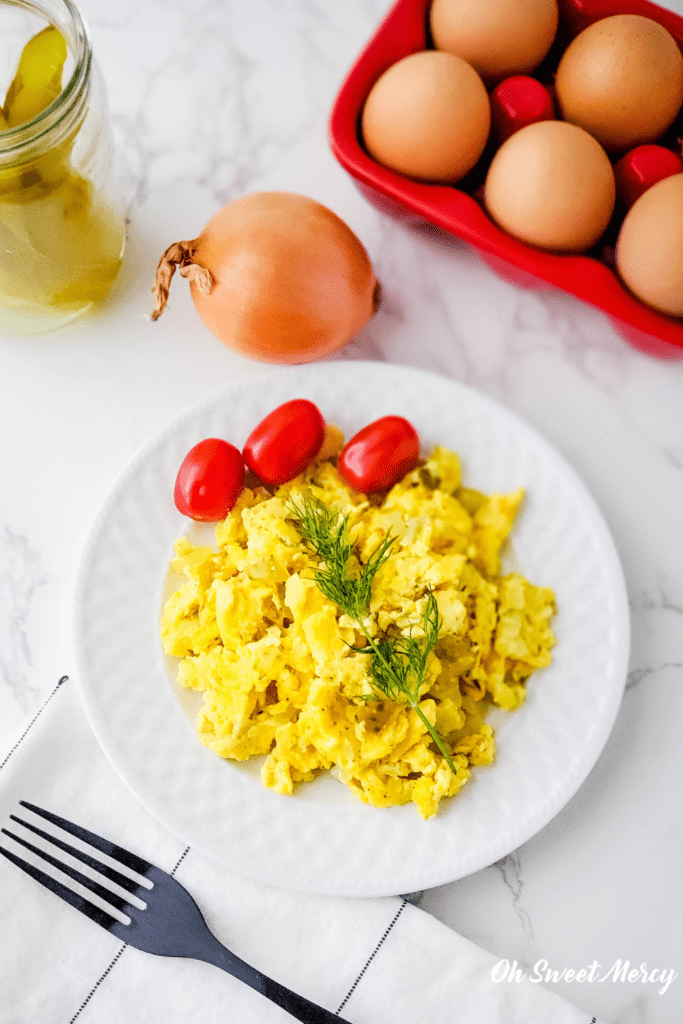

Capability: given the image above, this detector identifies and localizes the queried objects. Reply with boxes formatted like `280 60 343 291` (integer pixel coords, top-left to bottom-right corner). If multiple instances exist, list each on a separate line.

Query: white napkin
0 675 601 1024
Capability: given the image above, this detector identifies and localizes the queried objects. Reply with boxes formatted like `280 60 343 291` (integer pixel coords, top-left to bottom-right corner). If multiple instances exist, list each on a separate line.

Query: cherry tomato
243 399 325 486
613 144 683 210
490 76 555 145
174 438 245 521
338 416 420 492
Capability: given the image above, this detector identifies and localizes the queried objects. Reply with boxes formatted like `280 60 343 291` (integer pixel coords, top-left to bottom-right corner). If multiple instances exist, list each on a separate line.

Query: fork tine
8 815 145 895
0 842 120 931
1 828 132 914
19 801 152 876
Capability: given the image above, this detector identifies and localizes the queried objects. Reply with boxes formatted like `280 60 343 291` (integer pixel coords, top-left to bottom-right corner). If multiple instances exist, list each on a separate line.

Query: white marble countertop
1 1 682 1021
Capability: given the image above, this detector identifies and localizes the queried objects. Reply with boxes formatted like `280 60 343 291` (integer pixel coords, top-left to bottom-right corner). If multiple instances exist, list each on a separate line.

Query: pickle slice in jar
3 25 67 128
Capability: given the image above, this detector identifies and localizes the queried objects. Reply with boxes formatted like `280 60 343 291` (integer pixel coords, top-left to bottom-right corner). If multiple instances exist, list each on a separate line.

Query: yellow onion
152 191 380 364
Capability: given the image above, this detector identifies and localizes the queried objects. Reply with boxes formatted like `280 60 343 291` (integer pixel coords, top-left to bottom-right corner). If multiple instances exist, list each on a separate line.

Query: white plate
73 361 630 897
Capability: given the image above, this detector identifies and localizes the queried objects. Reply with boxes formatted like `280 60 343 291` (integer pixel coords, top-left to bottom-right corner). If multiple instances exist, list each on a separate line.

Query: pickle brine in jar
0 0 125 334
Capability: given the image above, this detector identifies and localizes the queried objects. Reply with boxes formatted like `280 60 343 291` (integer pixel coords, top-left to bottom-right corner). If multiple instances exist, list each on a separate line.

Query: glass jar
0 0 125 335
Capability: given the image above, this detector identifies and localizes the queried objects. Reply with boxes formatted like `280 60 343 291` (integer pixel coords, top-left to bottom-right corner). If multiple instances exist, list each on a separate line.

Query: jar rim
0 0 91 160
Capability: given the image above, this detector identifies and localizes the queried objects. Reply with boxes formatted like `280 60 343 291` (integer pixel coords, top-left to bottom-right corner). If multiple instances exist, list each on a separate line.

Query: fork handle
198 933 352 1023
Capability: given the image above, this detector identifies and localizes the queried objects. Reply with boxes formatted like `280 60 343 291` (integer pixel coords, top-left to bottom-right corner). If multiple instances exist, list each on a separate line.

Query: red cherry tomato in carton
613 144 683 210
243 399 325 486
490 76 555 145
174 438 245 521
339 416 420 492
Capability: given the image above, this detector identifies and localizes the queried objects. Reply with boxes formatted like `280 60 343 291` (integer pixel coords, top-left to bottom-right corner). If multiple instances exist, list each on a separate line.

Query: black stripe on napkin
0 675 68 774
336 898 408 1014
68 945 128 1024
0 674 129 1023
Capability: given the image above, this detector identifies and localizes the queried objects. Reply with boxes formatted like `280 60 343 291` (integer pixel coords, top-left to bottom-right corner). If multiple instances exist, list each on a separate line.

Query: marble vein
0 527 48 713
495 850 536 949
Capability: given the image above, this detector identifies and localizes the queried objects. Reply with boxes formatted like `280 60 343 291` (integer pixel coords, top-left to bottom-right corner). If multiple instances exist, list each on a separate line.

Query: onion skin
152 191 380 364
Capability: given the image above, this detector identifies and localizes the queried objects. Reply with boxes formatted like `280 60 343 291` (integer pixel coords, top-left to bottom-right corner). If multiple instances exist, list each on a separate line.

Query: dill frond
287 496 393 622
287 496 457 774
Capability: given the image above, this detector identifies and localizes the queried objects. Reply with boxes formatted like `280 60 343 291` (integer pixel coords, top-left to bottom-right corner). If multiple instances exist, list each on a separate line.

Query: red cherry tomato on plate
613 144 683 210
338 416 420 492
174 438 245 521
490 76 555 145
243 399 325 486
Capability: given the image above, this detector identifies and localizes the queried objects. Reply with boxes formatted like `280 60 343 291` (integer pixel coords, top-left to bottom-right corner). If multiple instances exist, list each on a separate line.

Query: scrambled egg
161 434 556 819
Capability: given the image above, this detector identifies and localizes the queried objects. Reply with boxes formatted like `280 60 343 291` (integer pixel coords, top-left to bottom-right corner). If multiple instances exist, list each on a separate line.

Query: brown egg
360 50 490 183
429 0 559 83
555 15 683 152
484 120 615 251
616 173 683 317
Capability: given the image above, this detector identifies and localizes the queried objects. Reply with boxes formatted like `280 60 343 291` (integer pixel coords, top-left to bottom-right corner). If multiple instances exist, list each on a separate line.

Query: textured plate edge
71 361 631 897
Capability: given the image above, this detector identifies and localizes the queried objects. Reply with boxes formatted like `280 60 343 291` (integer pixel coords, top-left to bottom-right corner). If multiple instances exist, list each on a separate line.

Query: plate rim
72 360 631 897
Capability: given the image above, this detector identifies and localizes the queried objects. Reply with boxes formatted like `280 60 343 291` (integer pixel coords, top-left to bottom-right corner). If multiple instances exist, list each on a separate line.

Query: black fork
0 801 351 1023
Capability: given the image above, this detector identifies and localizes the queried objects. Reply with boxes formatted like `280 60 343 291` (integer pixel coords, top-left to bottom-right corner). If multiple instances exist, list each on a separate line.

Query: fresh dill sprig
287 496 457 774
363 591 441 703
360 592 456 772
286 497 394 623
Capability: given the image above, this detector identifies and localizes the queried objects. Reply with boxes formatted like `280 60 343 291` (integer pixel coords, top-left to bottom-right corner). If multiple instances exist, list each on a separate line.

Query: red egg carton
329 0 683 358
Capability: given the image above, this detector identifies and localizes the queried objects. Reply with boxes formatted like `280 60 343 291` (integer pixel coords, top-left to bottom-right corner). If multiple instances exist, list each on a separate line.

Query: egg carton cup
329 0 683 359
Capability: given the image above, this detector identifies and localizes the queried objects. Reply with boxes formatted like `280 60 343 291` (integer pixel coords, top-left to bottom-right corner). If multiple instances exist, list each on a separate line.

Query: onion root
152 242 212 320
